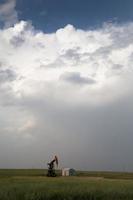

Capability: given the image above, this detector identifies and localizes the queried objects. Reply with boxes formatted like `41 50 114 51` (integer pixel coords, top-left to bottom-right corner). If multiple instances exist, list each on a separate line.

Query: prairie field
0 169 133 200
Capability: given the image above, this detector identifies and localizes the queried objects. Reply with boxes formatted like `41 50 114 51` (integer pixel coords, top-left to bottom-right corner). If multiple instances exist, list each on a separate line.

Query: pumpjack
47 155 58 177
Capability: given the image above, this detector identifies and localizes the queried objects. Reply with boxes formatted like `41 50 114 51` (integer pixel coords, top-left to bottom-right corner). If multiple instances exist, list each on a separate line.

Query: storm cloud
0 21 133 170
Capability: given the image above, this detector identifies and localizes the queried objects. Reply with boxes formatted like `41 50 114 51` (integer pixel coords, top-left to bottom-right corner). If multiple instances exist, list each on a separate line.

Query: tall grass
0 170 133 199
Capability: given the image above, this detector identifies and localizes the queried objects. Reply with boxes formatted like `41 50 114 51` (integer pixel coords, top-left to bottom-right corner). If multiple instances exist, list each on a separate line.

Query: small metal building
62 168 76 176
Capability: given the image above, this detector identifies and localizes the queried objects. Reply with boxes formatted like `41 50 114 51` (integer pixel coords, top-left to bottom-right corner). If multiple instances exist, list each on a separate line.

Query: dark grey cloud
60 72 96 85
61 48 81 61
0 67 18 106
0 68 17 83
10 35 25 47
112 64 124 70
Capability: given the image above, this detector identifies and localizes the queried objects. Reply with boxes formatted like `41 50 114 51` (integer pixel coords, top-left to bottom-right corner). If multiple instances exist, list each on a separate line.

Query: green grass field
0 169 133 200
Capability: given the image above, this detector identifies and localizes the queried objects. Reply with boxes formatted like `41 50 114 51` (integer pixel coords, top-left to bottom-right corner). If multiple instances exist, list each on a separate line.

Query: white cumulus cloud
0 21 133 104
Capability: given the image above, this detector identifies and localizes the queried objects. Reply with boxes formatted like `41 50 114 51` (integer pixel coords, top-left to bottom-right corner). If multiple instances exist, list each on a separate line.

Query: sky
0 0 133 171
